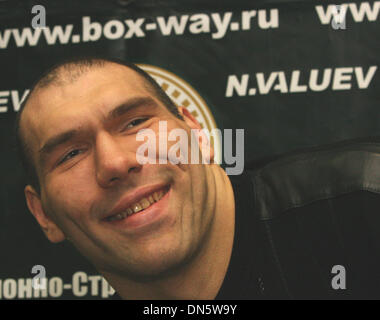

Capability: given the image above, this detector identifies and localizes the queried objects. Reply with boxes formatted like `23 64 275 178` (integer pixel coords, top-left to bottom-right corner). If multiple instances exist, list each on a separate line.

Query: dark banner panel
0 0 379 299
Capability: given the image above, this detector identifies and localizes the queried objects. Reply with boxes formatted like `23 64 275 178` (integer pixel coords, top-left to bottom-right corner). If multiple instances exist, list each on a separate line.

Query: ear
24 185 66 243
178 106 214 163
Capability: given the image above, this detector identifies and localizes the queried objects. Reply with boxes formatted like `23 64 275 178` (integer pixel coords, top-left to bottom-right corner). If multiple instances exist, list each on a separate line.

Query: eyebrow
38 96 157 163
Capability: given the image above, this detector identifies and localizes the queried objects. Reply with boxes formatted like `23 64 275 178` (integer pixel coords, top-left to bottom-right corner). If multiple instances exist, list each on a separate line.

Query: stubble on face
22 62 218 282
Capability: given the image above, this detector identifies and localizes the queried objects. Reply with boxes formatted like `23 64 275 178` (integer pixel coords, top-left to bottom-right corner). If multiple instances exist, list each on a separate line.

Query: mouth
104 185 170 222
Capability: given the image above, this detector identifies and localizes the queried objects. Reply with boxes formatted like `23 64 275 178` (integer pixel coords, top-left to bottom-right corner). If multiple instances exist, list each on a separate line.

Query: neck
102 165 235 299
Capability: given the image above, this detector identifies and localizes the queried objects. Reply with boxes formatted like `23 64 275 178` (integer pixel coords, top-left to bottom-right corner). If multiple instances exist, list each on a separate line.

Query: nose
95 131 141 188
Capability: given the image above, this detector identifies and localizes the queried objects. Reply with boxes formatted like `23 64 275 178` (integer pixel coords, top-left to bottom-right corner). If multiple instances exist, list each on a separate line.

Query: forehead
27 63 149 118
21 63 157 155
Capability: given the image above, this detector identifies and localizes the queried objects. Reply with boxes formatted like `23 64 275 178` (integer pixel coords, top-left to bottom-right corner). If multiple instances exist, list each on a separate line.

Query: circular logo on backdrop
138 64 221 164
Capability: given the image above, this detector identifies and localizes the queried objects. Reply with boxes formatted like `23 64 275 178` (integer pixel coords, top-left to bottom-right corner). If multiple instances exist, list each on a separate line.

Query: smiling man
16 57 380 300
16 58 236 299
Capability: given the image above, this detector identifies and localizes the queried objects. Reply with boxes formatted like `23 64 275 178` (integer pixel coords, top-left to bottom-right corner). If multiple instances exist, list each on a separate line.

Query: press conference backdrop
0 0 379 299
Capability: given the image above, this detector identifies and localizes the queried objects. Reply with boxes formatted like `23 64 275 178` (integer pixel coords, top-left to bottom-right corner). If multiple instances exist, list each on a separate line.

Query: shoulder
241 137 380 298
244 137 380 220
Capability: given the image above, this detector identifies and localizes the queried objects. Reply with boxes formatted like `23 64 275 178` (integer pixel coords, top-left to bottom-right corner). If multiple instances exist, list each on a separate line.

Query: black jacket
246 137 380 299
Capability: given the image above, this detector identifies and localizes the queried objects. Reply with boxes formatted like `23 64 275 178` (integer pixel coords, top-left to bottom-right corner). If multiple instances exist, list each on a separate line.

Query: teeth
140 198 150 209
108 212 124 222
133 203 142 213
153 192 160 202
107 187 168 221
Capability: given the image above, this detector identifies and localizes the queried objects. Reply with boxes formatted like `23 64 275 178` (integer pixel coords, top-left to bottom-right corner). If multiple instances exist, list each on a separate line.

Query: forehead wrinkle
19 62 158 165
19 85 81 179
19 94 45 155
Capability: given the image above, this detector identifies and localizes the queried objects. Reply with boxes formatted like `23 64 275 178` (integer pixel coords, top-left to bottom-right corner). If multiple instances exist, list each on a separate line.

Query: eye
122 117 149 131
58 149 82 165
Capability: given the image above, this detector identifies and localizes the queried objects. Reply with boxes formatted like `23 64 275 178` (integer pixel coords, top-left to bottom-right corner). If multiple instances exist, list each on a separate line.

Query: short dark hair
15 56 184 195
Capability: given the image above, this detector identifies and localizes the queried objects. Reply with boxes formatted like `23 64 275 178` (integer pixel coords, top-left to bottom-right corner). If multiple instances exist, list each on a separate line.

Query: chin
115 242 197 282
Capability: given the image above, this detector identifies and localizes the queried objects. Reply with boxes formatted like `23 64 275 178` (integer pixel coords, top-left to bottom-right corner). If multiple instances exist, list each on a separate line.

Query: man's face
22 63 214 279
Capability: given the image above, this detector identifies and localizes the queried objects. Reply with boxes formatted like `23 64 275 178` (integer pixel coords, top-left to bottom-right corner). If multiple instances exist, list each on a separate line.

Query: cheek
44 167 97 221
